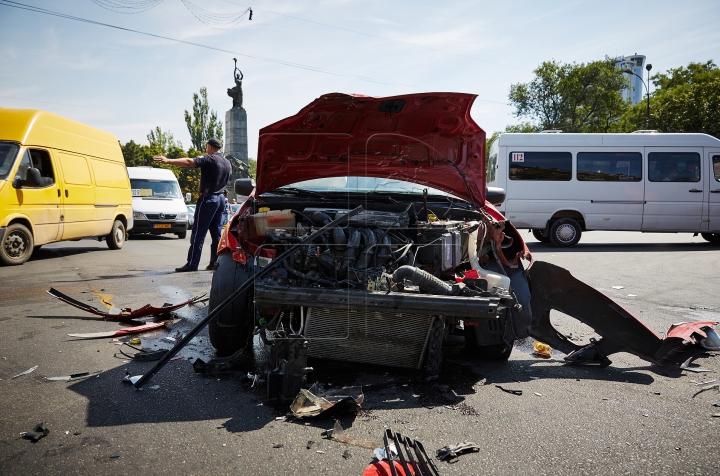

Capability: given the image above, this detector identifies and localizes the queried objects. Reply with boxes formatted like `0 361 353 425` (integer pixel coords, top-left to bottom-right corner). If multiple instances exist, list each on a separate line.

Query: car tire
0 223 34 266
176 231 187 239
474 343 513 361
549 218 582 247
701 233 720 244
208 252 256 356
532 228 551 243
106 220 125 250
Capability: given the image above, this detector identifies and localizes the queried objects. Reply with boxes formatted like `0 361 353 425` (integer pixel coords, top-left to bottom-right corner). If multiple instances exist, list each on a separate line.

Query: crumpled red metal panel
666 321 718 342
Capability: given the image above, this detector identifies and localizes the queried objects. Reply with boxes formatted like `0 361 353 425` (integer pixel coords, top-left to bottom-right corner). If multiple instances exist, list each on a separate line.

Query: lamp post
623 65 652 129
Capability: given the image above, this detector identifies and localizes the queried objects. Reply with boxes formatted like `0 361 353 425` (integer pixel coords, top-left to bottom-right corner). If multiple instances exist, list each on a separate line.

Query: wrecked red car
208 93 718 402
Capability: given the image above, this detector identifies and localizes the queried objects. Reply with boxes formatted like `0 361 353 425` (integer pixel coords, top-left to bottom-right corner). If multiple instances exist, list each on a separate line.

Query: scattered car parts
67 321 167 339
290 384 363 419
12 365 38 379
436 441 481 463
45 371 103 381
22 423 49 442
47 287 204 319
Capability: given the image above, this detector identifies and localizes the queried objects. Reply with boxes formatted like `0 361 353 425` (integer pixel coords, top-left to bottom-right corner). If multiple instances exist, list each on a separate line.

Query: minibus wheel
549 218 582 247
701 233 720 244
107 220 125 250
176 231 187 239
532 228 551 243
0 223 34 265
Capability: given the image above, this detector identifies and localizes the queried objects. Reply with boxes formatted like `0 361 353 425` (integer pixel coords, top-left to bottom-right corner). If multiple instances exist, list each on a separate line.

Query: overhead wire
92 0 252 29
90 0 163 14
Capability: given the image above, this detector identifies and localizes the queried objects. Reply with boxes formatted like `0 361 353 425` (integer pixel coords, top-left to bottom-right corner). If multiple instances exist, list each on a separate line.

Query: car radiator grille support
304 308 436 369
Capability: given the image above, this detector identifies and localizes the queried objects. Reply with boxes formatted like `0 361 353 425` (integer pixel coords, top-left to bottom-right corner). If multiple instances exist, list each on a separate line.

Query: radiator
304 307 435 369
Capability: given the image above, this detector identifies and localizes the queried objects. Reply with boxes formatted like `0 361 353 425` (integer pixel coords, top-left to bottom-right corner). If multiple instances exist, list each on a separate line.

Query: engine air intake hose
393 265 454 295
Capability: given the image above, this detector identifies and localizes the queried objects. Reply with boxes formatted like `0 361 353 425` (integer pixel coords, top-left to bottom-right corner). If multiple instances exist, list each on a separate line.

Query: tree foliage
248 158 257 178
184 87 223 150
147 126 182 154
508 58 629 132
619 61 720 138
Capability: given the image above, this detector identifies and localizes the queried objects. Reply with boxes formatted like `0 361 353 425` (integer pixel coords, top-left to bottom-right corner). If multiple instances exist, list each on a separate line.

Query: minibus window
509 151 572 181
648 152 700 182
13 149 55 187
577 152 642 181
713 156 720 182
0 142 20 180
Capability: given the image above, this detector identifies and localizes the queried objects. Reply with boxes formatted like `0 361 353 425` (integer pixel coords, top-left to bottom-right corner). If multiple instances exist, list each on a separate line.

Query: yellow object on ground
533 340 552 358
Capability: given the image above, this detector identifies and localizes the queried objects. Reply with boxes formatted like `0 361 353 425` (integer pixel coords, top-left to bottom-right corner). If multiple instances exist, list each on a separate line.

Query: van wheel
107 220 125 250
532 228 551 243
701 233 720 244
550 218 582 247
0 223 34 265
176 231 187 239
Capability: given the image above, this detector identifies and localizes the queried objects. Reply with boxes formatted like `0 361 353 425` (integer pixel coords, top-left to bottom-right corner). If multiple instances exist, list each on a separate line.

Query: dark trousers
187 194 225 268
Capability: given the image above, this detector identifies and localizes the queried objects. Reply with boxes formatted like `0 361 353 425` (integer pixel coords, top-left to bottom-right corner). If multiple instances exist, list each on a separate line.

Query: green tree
147 126 182 154
508 58 629 132
619 61 720 138
248 158 257 178
120 140 148 167
184 87 223 150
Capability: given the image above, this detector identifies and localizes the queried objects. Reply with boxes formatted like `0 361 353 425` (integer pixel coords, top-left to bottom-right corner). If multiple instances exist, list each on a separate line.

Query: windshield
130 179 182 199
0 142 20 181
278 176 462 199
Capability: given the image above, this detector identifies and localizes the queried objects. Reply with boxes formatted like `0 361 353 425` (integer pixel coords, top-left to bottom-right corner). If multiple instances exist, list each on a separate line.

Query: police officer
153 138 231 272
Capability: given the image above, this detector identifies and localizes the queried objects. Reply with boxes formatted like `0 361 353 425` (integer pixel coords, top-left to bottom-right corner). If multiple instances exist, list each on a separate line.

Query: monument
225 58 251 198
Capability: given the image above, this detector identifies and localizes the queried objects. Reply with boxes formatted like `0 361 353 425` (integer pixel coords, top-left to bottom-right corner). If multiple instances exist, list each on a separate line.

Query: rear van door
708 150 720 231
642 147 704 231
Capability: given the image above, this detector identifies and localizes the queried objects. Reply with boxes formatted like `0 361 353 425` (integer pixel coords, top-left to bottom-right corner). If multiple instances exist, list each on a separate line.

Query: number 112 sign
511 153 525 163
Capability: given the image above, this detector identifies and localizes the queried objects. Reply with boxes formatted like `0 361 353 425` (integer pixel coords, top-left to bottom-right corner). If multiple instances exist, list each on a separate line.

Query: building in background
615 54 646 105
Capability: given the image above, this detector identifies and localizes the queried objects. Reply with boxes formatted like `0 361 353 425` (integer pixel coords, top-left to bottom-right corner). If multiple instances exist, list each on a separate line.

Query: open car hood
256 93 487 206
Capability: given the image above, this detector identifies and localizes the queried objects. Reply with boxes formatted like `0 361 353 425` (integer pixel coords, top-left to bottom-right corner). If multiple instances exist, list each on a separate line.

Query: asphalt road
1 230 719 475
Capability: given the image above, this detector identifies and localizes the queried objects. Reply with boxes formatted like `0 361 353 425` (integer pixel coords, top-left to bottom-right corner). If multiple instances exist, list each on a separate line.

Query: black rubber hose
393 265 453 295
332 227 346 252
312 211 332 226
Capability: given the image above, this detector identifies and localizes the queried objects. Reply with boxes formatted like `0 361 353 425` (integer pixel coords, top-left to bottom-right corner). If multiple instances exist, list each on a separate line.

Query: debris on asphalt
45 371 103 382
681 356 712 374
342 449 351 459
713 402 720 407
612 286 625 290
192 349 254 375
532 340 552 358
22 423 49 442
306 440 314 449
122 372 142 385
12 365 38 379
436 441 481 463
117 342 168 361
169 356 184 361
693 382 720 398
367 429 440 476
289 383 363 419
315 450 325 454
272 443 284 448
67 321 168 340
534 392 543 396
129 338 141 345
323 420 380 450
47 287 205 320
495 385 522 396
110 451 120 458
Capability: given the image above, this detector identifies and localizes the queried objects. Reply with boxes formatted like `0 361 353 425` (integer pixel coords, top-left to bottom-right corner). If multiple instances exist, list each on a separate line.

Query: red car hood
256 93 487 206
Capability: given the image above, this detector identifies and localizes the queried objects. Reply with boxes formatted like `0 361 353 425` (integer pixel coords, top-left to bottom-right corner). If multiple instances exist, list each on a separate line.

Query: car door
57 152 96 240
642 147 704 231
11 148 62 245
709 151 720 232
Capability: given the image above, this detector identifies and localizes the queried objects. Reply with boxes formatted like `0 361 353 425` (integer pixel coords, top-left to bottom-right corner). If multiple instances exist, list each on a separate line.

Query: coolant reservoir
467 223 511 293
253 209 296 236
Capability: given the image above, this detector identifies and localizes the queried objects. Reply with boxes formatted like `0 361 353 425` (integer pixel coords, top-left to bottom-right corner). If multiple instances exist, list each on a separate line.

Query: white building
615 54 646 105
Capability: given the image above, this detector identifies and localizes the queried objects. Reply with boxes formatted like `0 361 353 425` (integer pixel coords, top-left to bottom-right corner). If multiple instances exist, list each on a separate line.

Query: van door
57 152 96 239
709 151 720 231
642 147 704 231
11 148 62 244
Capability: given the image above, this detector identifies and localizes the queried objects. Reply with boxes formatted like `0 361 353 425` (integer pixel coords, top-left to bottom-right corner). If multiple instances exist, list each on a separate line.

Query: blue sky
1 0 719 157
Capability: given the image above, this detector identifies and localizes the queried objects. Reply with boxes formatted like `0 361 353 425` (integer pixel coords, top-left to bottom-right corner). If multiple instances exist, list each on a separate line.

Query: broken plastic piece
272 443 284 448
110 451 120 458
45 371 103 382
129 338 141 345
67 321 167 339
436 441 480 463
12 365 38 379
680 356 712 373
532 340 552 358
122 372 143 385
564 340 612 367
22 423 49 442
47 288 204 320
290 383 364 419
495 385 522 396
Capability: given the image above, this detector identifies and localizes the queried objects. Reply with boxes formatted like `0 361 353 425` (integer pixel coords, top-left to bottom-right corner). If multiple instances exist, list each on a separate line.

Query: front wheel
549 218 582 247
176 231 187 239
701 233 720 244
208 252 256 355
532 228 551 243
106 220 125 250
0 223 34 265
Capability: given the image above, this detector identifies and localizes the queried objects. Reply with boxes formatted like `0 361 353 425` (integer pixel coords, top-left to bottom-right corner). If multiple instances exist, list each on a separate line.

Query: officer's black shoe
175 264 198 272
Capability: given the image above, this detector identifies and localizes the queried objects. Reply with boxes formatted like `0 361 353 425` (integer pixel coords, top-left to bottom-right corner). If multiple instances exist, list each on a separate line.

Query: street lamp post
623 65 652 128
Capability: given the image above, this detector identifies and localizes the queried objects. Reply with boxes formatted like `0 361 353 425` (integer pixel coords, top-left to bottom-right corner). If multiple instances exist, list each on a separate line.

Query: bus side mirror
234 178 256 196
13 168 41 188
185 192 192 203
486 187 506 206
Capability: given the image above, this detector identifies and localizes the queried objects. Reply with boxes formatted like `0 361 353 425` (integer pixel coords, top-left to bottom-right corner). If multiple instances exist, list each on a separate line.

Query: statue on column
227 58 244 109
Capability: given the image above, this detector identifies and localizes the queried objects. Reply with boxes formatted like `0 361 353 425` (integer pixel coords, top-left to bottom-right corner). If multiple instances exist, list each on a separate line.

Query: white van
487 132 720 246
127 167 189 239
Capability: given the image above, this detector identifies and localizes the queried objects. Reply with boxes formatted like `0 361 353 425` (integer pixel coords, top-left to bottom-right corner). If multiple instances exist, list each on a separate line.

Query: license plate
154 224 172 229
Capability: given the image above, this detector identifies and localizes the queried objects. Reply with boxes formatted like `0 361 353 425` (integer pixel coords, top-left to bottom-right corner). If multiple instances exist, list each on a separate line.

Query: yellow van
0 108 133 265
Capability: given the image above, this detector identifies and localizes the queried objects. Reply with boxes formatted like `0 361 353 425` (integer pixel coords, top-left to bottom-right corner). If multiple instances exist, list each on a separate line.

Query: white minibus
487 132 720 246
127 167 189 239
